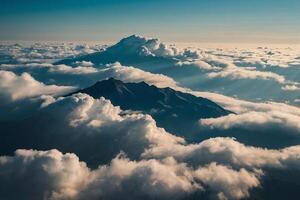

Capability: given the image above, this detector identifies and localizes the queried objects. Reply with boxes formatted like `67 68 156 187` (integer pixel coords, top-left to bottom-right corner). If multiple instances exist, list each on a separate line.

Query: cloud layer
0 70 75 103
2 92 300 199
0 147 261 200
0 36 300 200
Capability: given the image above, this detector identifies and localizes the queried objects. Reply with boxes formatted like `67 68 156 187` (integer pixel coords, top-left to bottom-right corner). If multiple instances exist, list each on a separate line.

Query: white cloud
281 84 300 91
189 90 300 140
49 64 98 74
2 92 300 200
0 62 178 90
2 92 300 199
0 149 262 200
75 61 94 67
206 60 286 84
176 60 221 71
1 39 300 200
0 70 75 102
143 137 300 170
0 149 92 200
200 111 300 136
99 62 178 88
0 42 103 65
190 90 300 115
45 93 183 146
3 93 183 166
114 35 180 57
193 163 261 200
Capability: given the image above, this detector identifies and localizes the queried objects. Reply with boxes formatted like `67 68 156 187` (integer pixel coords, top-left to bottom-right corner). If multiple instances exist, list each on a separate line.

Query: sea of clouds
0 36 300 200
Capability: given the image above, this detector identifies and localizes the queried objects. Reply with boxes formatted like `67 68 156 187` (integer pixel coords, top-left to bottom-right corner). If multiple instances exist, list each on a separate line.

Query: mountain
69 78 231 139
54 35 180 68
55 35 205 94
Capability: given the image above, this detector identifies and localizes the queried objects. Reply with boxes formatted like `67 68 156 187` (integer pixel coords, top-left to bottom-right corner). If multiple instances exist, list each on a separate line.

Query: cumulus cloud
82 156 200 200
188 90 300 145
234 47 300 68
171 45 300 92
0 42 104 65
281 84 300 91
176 60 221 71
0 149 90 200
191 90 300 115
205 60 286 84
46 93 184 148
0 70 75 103
200 111 300 136
0 62 98 74
2 93 184 166
98 62 178 88
143 137 300 170
75 60 94 67
0 62 178 91
193 163 261 200
49 64 98 74
2 92 300 199
0 149 262 200
3 137 300 200
112 34 180 58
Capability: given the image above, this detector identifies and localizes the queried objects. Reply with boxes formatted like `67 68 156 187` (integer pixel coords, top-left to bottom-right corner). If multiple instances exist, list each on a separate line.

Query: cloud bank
0 148 261 200
2 92 300 199
0 70 75 103
0 36 300 200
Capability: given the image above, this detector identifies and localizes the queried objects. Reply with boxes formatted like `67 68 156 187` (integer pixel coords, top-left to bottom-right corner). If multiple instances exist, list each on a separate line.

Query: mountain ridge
68 78 231 139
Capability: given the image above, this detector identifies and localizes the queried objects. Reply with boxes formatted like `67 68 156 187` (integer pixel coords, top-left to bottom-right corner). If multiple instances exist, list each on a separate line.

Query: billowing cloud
0 42 104 65
98 62 178 88
109 34 182 58
191 91 300 115
0 62 178 88
0 149 90 200
200 111 300 136
189 90 300 146
0 149 262 200
3 137 300 200
0 70 75 103
143 137 300 170
75 60 94 67
193 163 261 200
1 37 300 200
49 64 98 74
2 92 300 199
205 60 286 84
176 60 221 71
281 84 300 91
2 93 184 166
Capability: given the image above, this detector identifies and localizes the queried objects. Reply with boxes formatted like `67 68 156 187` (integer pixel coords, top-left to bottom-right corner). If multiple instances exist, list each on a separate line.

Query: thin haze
0 0 300 43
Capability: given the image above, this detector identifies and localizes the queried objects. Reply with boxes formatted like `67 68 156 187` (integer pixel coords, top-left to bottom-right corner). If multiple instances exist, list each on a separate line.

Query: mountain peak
55 35 177 65
69 79 231 140
119 34 148 44
103 77 122 84
92 78 131 95
111 35 160 56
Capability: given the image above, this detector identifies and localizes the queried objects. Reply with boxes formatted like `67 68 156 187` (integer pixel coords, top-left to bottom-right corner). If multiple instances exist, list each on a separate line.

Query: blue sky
1 0 300 43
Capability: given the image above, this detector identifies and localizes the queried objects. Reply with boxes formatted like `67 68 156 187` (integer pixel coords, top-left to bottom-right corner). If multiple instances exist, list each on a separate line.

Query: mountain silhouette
69 78 231 138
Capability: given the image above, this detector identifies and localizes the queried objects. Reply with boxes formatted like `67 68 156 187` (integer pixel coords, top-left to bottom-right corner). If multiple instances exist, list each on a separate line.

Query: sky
1 0 300 43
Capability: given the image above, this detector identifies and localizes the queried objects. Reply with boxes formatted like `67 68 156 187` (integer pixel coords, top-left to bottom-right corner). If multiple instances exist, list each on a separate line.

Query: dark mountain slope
69 78 231 138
